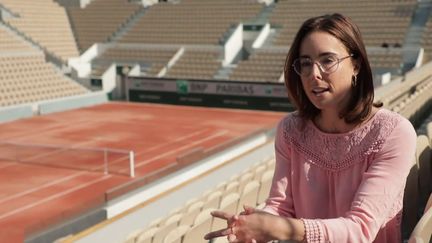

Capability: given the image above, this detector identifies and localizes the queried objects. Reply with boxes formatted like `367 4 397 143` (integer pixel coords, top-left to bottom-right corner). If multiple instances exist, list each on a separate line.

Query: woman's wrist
271 217 305 242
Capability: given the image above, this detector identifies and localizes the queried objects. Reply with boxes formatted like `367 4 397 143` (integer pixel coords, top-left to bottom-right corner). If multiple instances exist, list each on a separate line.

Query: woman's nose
310 62 323 78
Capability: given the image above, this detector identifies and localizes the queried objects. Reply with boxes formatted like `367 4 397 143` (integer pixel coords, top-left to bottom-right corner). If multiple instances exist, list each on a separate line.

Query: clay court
0 102 284 242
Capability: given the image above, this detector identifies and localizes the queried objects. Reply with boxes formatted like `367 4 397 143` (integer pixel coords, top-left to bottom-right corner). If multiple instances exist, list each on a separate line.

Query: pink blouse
263 109 417 243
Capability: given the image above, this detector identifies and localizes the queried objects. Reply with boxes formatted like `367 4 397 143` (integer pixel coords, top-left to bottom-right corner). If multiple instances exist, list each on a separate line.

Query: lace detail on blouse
282 110 403 171
302 219 326 243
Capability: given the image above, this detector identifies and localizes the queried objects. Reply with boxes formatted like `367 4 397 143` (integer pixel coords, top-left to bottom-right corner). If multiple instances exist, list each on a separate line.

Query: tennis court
0 102 284 242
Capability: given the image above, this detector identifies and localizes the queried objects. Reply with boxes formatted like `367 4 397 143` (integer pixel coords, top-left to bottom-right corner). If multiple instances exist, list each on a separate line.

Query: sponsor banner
127 77 288 98
126 77 293 111
128 90 293 112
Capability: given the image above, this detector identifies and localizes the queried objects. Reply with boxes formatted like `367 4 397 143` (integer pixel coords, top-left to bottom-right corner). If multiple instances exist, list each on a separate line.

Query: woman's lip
312 88 329 93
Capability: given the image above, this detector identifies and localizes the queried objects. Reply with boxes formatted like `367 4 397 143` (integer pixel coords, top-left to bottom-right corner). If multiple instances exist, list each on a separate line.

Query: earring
352 75 357 87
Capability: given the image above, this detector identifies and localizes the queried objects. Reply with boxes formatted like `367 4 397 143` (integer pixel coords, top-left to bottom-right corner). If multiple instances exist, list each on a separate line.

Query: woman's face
298 31 358 113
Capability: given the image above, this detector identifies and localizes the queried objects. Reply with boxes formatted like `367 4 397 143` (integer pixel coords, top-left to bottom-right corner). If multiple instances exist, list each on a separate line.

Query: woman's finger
211 210 235 220
227 233 237 242
243 205 255 212
204 228 232 240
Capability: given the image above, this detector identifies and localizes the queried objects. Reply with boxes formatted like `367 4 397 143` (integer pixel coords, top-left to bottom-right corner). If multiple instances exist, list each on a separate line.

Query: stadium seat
253 164 267 181
402 157 420 239
237 181 260 212
224 181 240 196
237 172 254 194
135 227 158 243
179 200 204 226
257 170 273 205
211 192 240 234
416 135 432 211
162 225 190 243
203 190 222 210
152 213 182 243
408 206 432 243
183 208 215 243
427 122 432 143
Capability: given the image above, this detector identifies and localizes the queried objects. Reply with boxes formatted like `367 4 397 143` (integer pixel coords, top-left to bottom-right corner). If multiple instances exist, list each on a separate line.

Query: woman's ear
353 59 361 75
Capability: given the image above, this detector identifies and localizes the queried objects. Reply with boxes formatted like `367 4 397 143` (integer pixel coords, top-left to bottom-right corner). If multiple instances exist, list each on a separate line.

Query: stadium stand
0 0 79 61
91 45 178 78
165 48 223 80
269 0 416 47
0 26 88 107
226 47 403 83
421 15 432 62
228 48 287 82
118 0 264 45
1 0 432 242
0 25 33 52
119 157 275 243
66 0 143 52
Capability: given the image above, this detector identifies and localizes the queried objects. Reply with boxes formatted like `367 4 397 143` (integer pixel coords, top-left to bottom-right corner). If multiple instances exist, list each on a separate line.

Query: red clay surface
0 102 285 242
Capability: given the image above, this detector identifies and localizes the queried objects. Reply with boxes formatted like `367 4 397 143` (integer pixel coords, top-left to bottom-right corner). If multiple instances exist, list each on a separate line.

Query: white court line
132 128 211 157
0 171 88 204
0 175 112 221
134 130 229 168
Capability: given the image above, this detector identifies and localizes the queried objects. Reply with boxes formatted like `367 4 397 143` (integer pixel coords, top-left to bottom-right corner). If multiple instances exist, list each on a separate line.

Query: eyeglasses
292 54 354 76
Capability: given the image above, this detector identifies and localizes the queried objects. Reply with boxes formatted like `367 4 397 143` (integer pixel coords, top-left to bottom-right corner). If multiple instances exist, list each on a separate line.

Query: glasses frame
292 54 354 76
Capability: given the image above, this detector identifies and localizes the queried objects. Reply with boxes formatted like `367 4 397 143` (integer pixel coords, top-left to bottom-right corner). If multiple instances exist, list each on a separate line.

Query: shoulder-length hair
284 13 379 123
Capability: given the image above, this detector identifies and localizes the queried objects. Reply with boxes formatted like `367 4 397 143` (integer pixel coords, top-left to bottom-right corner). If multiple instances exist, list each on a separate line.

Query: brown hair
284 13 380 123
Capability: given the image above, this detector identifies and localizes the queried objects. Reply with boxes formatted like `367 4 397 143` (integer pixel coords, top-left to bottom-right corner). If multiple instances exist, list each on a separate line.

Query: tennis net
0 141 135 177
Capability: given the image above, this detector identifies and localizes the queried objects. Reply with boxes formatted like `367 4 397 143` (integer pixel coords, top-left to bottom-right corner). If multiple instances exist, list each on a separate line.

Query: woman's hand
204 205 276 243
204 205 304 243
203 210 239 240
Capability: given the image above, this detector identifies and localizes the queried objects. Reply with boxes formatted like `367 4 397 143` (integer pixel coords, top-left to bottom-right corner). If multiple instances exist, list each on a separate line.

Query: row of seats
91 46 178 77
118 0 264 45
66 0 142 52
421 16 432 63
227 47 403 83
0 26 34 52
393 75 432 126
0 0 80 61
229 49 286 83
270 0 414 48
123 157 275 243
165 49 222 80
382 62 432 113
0 53 88 107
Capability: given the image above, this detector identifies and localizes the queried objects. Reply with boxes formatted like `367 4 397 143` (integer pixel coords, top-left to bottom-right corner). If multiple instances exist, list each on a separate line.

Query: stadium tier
0 0 79 61
422 15 432 62
0 0 431 242
67 0 143 52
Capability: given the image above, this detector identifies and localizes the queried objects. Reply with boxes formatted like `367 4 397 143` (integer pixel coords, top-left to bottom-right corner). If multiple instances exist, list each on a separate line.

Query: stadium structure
0 0 431 242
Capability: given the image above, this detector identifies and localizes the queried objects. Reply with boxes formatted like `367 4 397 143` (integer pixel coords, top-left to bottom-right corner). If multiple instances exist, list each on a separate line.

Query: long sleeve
263 118 296 218
305 118 417 243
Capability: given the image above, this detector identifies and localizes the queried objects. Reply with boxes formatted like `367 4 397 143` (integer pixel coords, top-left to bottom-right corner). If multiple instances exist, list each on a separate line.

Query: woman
204 13 416 243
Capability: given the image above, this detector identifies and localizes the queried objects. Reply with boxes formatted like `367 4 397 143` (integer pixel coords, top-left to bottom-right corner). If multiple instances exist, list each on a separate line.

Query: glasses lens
318 55 339 73
293 58 313 76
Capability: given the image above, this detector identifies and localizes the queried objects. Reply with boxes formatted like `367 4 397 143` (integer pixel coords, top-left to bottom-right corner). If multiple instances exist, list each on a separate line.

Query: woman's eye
321 58 336 65
300 61 312 67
